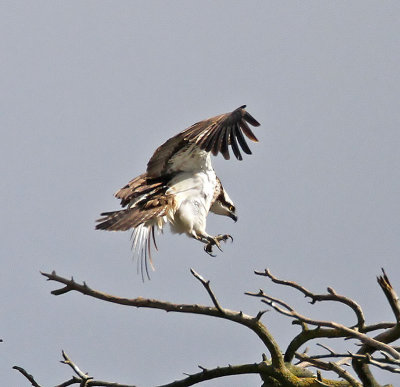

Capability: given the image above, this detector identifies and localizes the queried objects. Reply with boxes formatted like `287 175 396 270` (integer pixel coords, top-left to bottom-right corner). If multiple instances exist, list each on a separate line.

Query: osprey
96 105 260 278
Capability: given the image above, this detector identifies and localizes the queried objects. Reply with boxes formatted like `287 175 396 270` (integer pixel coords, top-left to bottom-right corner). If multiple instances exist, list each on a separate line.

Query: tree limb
247 288 400 359
254 269 365 329
12 366 43 387
295 353 361 387
155 362 261 387
377 269 400 324
21 268 398 386
190 269 224 314
14 352 137 387
352 270 400 387
41 270 284 369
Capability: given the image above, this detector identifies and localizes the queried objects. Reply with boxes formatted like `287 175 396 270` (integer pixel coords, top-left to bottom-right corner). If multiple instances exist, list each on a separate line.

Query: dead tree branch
190 268 224 313
13 366 43 387
254 269 365 329
246 289 399 359
40 270 284 369
351 269 400 387
248 268 399 387
14 352 136 387
155 362 261 387
295 353 361 387
14 268 400 386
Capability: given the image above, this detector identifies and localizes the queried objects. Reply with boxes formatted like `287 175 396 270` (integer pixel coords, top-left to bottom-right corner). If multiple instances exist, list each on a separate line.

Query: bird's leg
204 234 233 256
190 232 216 255
189 231 233 257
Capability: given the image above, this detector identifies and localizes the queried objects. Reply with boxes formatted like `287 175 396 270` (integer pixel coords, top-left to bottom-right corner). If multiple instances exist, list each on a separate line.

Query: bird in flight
96 105 260 279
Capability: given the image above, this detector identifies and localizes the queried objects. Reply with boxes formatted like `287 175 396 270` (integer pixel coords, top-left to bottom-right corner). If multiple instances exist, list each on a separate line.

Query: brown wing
146 105 260 178
114 173 166 207
96 191 173 231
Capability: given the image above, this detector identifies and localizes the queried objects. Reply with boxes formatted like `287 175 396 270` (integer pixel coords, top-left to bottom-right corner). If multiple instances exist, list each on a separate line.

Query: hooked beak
229 212 238 223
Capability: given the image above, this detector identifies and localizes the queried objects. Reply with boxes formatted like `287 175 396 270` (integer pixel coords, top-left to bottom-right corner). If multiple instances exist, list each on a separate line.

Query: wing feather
146 105 260 177
234 122 252 155
220 126 230 160
240 120 258 142
243 110 261 127
229 125 242 160
213 126 229 157
96 193 170 231
115 173 167 207
205 124 223 154
96 206 163 231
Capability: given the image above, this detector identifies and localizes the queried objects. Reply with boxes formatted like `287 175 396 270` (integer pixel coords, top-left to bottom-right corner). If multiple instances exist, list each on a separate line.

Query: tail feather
130 224 157 281
96 209 160 281
96 193 170 279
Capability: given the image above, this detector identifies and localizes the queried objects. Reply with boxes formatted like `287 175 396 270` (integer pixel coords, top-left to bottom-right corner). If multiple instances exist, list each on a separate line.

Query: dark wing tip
227 106 260 159
200 106 261 160
243 111 260 127
178 105 260 162
237 105 260 127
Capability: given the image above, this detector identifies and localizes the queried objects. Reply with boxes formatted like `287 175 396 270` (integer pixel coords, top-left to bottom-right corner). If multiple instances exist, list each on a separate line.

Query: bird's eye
229 205 234 211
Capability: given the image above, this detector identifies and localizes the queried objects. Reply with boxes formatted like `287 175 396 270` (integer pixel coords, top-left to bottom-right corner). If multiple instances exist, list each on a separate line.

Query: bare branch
56 378 82 387
41 270 285 369
254 269 366 328
317 343 337 356
190 269 224 314
155 362 261 387
15 352 137 387
295 353 362 387
12 366 42 387
367 354 400 374
60 350 92 381
328 362 362 387
363 322 396 332
255 309 269 321
28 268 399 386
302 350 400 375
248 288 400 359
352 270 400 386
283 321 395 363
377 269 400 324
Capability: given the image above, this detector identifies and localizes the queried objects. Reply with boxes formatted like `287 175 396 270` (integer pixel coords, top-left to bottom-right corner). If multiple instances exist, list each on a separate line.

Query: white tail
130 224 158 281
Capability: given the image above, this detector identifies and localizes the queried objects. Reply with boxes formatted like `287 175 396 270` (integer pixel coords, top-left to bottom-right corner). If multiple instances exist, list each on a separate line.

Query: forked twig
295 353 361 387
12 366 42 387
248 274 400 359
254 269 365 328
190 268 224 313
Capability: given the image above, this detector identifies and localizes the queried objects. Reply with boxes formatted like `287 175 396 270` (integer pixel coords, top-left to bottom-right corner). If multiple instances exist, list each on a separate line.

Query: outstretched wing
147 105 260 178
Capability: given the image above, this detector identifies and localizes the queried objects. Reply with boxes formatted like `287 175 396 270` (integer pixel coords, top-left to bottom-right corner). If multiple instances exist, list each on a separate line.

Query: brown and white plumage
96 105 260 279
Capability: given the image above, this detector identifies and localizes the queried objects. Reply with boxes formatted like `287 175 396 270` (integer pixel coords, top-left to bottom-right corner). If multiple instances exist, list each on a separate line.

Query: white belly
167 170 217 236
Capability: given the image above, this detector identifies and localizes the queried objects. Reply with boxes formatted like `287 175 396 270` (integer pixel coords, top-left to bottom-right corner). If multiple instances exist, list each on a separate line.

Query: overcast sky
2 2 400 386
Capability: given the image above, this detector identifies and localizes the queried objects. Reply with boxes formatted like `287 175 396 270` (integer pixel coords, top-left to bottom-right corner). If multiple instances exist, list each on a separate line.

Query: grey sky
2 2 400 386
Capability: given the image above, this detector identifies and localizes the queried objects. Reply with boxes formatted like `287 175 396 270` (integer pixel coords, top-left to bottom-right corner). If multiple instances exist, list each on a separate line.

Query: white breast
167 168 217 236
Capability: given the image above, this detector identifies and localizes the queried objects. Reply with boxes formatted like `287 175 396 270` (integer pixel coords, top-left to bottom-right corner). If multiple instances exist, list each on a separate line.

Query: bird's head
210 188 238 222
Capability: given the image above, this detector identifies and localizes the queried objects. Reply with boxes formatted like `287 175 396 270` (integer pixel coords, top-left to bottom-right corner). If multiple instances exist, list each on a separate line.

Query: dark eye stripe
217 196 234 210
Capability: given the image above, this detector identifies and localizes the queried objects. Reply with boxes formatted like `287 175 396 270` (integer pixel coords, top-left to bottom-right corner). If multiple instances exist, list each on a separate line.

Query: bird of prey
96 105 260 278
